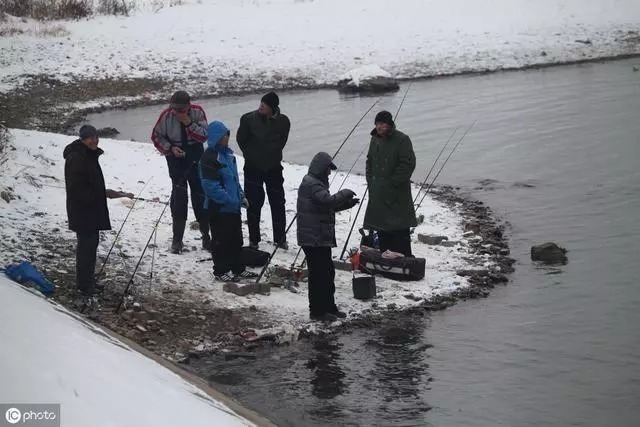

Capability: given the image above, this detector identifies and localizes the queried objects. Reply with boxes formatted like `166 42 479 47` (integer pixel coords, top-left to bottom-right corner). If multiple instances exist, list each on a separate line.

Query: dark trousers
244 165 286 245
76 231 99 294
378 229 413 256
209 210 245 275
166 157 205 222
302 246 338 317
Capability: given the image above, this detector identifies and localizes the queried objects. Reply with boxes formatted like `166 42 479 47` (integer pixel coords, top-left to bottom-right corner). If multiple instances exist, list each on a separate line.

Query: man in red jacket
152 91 210 254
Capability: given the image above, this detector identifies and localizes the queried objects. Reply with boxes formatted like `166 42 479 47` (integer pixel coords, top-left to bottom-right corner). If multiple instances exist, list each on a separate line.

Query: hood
63 139 102 159
207 120 230 149
308 152 337 178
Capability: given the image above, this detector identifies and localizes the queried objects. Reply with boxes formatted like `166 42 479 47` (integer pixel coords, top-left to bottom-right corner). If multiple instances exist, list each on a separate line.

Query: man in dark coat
64 125 133 296
152 90 210 254
237 91 291 250
363 111 417 256
297 152 359 321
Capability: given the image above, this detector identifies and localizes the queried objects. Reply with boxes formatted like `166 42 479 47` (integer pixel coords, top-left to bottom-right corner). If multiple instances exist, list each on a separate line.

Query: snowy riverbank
1 0 639 94
0 128 501 357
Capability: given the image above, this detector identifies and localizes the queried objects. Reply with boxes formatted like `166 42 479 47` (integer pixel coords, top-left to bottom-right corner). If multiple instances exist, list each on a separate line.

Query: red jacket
151 104 208 155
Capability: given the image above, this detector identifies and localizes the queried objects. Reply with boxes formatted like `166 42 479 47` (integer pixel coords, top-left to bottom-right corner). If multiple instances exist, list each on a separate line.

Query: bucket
352 275 376 300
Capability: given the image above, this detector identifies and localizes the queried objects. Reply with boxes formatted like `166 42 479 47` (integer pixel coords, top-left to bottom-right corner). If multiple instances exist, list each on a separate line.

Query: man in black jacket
237 91 291 250
296 152 359 321
64 125 133 296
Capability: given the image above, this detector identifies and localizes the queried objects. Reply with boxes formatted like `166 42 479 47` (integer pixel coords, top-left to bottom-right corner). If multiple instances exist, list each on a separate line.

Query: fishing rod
415 120 477 209
338 83 412 261
147 223 159 293
115 162 197 313
412 126 459 205
254 98 380 284
339 188 368 260
96 179 151 280
134 196 165 204
330 99 380 159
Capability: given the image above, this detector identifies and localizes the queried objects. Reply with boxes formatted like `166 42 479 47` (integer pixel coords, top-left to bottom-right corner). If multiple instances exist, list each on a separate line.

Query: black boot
199 221 211 251
171 219 186 254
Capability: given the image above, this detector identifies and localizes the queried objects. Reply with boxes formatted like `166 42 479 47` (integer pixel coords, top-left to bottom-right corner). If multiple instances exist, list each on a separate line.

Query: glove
340 189 357 198
242 197 250 209
346 198 359 209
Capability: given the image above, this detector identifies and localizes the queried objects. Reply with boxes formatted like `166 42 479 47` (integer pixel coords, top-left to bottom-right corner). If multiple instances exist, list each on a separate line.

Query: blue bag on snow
2 261 56 296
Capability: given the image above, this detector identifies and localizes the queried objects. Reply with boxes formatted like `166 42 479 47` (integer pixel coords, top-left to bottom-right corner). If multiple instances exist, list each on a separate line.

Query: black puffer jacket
63 139 112 233
296 152 357 247
236 109 291 172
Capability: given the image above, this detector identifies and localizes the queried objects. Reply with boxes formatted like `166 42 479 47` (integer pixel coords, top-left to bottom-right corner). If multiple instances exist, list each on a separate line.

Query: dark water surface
87 59 640 426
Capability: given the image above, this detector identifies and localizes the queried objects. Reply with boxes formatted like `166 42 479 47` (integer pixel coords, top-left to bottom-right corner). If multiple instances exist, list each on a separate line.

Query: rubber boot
199 221 211 251
171 219 186 254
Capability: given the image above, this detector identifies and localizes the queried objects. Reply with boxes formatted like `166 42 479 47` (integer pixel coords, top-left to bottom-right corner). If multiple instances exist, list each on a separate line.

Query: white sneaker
214 272 235 282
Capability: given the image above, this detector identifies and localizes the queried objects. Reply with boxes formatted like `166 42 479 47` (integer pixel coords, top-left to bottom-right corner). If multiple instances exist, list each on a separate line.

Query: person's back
297 153 354 248
296 152 358 321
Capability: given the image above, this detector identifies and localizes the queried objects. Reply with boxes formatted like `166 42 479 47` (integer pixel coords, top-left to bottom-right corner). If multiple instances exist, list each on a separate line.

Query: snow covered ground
0 276 264 427
1 0 639 93
0 128 487 328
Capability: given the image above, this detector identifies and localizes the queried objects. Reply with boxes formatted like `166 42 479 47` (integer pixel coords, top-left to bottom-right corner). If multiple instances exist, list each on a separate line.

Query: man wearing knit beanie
363 110 417 256
63 124 133 298
236 91 291 250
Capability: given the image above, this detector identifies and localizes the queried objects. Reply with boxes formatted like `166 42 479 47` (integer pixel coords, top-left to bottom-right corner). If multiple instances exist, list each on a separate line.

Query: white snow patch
0 276 256 427
0 128 485 330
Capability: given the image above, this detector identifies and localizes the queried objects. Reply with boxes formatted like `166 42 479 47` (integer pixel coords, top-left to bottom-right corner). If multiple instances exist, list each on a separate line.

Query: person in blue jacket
200 121 259 282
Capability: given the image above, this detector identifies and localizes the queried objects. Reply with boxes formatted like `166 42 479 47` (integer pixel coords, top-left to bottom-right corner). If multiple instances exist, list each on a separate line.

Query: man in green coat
363 110 417 256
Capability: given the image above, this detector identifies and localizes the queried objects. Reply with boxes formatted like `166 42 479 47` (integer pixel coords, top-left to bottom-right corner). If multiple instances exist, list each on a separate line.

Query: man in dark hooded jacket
297 152 359 321
237 91 291 250
364 111 417 256
64 125 133 296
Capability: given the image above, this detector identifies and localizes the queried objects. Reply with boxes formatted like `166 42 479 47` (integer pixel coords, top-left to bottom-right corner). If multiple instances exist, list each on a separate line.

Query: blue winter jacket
199 121 243 213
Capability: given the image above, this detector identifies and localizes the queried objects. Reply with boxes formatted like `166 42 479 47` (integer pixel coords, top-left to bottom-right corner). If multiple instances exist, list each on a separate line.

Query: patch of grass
0 24 24 36
0 21 69 37
96 0 132 16
150 0 184 13
0 0 91 20
35 22 69 36
0 124 11 167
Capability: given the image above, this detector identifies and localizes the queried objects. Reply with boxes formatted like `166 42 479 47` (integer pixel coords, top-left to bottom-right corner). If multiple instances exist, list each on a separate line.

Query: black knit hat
374 110 394 127
79 125 98 139
261 91 279 111
170 90 191 109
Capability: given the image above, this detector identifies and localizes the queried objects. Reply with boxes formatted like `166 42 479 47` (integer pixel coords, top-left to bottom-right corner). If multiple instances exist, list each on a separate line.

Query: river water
86 59 640 426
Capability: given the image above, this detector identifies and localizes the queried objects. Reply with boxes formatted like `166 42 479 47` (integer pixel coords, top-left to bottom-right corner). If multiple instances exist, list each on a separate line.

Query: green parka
363 127 417 231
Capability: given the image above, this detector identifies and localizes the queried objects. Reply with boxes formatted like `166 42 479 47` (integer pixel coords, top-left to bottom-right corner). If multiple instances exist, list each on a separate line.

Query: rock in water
531 242 568 265
96 127 120 138
337 65 399 93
